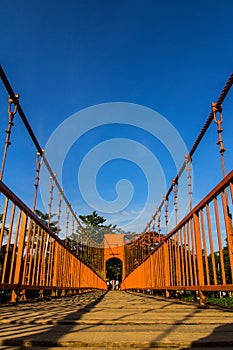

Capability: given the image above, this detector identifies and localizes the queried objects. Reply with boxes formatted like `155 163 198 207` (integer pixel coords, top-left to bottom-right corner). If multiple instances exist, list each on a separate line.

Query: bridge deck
0 291 233 349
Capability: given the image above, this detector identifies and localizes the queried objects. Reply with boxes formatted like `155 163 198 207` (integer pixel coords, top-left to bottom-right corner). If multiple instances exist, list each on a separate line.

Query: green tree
35 210 58 234
79 211 117 243
0 213 9 236
223 238 232 284
0 214 10 282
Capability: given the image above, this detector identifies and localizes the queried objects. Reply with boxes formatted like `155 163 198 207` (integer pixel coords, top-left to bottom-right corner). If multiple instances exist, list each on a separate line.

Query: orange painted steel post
221 190 233 282
0 197 9 250
22 219 32 286
163 241 170 297
1 204 15 283
206 204 217 285
180 228 185 286
191 218 198 285
183 224 189 286
9 210 21 284
214 197 226 284
176 232 181 286
193 213 204 289
187 221 193 286
168 239 173 286
200 210 210 285
12 211 28 302
150 253 155 291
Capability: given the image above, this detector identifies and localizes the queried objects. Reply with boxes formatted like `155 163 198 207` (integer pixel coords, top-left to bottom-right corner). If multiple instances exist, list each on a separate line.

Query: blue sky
0 0 232 234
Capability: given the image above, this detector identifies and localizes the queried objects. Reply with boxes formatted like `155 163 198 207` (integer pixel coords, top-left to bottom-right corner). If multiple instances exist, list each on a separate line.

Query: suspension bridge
0 65 233 349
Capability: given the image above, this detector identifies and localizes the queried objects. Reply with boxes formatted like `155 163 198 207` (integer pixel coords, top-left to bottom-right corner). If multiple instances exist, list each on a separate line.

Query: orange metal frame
0 65 233 304
104 234 125 280
121 171 233 300
0 179 106 302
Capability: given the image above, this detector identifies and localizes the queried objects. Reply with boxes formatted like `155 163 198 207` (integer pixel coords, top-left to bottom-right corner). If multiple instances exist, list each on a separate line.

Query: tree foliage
0 213 9 236
79 211 117 243
35 209 59 234
79 211 116 229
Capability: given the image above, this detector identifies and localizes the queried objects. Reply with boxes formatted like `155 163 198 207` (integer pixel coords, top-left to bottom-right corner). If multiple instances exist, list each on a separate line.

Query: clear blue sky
0 0 232 234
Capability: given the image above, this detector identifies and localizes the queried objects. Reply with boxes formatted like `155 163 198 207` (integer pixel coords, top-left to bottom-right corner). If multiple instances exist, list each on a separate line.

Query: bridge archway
106 257 123 282
103 234 125 281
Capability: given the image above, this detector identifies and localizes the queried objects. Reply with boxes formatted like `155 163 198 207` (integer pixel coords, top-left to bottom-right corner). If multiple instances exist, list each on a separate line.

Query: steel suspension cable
0 65 102 248
0 65 43 154
143 72 233 233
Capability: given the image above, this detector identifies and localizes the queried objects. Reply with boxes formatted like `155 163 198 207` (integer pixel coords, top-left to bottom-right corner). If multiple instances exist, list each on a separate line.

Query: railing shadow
0 290 107 349
179 323 233 349
129 292 233 349
1 291 233 349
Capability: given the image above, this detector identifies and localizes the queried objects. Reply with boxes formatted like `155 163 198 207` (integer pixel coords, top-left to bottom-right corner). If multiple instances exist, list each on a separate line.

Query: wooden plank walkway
0 290 233 349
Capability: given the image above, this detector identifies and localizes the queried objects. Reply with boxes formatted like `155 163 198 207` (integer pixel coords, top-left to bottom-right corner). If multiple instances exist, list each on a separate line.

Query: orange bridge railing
122 72 233 301
121 171 233 301
0 65 107 303
0 178 106 302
